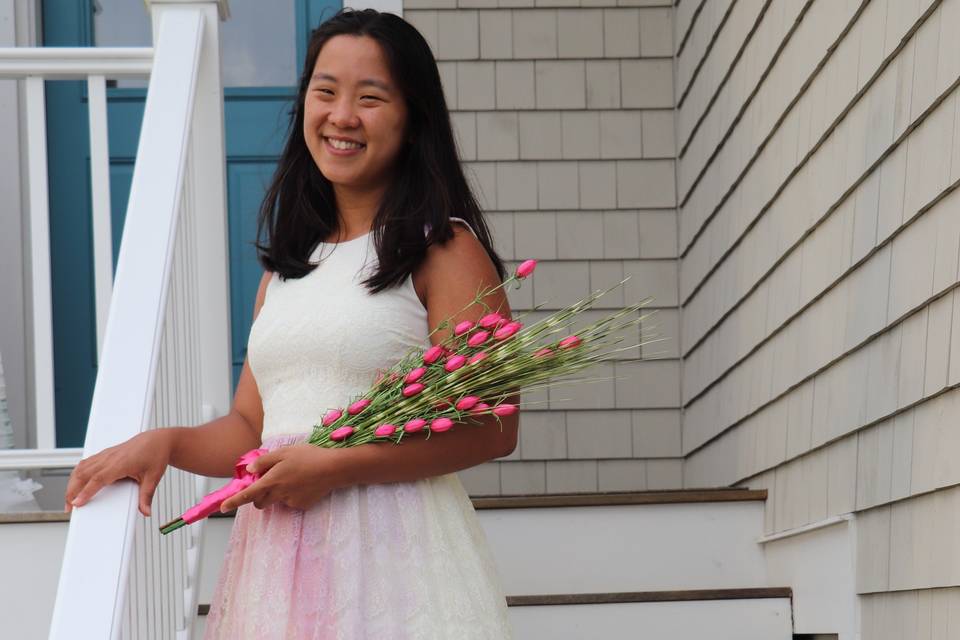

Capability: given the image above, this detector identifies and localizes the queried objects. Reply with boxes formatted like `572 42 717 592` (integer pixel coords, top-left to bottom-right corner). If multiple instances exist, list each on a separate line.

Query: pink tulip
322 409 343 427
454 320 475 336
533 347 553 358
467 331 491 347
434 397 454 411
515 259 537 279
468 351 488 365
405 367 427 384
470 402 491 415
492 404 518 417
431 417 454 432
330 426 355 441
375 424 397 437
402 383 425 397
494 321 522 340
423 344 445 364
455 396 481 411
478 313 504 329
404 418 427 433
444 354 467 372
348 398 371 415
559 335 582 349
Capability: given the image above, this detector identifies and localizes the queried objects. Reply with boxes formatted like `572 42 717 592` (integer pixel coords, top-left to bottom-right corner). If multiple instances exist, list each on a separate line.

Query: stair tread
197 587 792 615
0 488 766 524
470 488 767 509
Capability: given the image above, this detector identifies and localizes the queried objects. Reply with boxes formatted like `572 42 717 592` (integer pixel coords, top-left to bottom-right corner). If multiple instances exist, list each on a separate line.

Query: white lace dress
203 221 514 639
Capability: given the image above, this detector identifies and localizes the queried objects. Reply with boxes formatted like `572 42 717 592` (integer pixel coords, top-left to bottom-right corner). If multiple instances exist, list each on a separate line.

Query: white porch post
344 0 403 17
147 0 233 424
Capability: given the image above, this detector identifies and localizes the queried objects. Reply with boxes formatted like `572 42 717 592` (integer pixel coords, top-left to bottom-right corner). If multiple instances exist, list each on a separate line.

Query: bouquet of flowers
160 259 653 535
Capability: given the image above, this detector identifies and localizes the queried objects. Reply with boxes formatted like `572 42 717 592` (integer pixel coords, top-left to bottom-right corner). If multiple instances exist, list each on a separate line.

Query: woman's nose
329 97 360 129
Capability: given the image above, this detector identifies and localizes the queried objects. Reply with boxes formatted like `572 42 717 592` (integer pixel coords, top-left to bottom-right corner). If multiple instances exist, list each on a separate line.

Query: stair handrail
46 7 208 639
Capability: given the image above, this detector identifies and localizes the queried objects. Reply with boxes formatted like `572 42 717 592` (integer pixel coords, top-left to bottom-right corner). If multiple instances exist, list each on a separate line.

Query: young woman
65 9 518 638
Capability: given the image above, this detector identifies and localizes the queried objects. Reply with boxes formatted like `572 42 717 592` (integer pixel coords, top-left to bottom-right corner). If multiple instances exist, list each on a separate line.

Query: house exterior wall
676 0 960 630
401 0 685 496
0 0 40 450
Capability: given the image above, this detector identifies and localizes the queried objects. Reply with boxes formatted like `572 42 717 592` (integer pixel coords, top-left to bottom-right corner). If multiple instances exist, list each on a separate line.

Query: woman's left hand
219 444 344 512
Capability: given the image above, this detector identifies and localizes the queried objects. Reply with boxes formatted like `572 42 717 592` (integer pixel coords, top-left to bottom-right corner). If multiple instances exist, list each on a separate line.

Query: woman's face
303 35 409 192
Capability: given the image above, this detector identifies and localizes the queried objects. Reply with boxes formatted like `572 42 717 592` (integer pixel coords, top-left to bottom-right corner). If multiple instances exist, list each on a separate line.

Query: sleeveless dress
203 219 514 639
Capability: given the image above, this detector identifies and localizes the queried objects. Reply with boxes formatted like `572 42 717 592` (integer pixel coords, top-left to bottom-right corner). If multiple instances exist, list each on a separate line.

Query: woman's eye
361 95 380 101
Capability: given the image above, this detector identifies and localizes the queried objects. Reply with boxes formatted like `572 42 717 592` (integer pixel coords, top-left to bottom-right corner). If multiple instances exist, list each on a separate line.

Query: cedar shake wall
677 0 960 630
402 0 685 495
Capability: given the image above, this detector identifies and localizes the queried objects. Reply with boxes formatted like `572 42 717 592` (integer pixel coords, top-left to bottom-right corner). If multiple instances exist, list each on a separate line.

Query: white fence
0 1 232 638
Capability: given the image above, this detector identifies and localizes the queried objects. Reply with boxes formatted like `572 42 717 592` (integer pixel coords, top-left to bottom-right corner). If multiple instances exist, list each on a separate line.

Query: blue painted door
42 0 340 446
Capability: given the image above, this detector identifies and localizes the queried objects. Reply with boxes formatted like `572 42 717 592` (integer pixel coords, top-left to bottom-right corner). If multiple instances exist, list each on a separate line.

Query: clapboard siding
409 0 683 494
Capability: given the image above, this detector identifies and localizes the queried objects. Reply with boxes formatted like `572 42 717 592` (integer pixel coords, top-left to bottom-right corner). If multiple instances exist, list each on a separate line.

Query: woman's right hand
64 429 176 517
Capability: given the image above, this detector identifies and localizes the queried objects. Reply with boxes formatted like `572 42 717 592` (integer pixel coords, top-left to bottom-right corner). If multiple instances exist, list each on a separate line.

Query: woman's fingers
70 470 114 507
64 458 100 512
138 469 164 517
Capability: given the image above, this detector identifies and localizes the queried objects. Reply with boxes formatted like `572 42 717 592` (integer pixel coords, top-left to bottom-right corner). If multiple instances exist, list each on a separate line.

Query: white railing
0 1 232 638
0 48 151 460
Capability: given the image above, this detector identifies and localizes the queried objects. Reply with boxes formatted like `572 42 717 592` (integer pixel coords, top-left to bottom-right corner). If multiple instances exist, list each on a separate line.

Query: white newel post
147 0 233 426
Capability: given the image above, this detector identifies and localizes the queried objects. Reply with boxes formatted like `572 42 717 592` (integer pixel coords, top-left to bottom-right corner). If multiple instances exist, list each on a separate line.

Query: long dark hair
255 8 506 293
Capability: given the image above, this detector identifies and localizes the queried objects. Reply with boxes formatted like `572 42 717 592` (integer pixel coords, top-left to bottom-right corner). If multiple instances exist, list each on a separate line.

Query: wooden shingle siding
679 0 960 624
413 0 682 494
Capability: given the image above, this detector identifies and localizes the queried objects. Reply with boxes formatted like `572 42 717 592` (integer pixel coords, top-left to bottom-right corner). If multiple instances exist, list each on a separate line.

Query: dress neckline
318 230 371 246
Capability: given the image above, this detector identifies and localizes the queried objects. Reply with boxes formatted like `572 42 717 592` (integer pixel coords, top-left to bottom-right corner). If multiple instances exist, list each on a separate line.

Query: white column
345 0 403 17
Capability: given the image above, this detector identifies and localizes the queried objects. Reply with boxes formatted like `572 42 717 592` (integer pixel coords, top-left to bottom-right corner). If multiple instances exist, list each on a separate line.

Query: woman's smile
323 135 366 156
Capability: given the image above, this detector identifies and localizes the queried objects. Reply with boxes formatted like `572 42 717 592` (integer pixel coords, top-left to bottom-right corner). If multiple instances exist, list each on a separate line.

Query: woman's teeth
326 137 364 150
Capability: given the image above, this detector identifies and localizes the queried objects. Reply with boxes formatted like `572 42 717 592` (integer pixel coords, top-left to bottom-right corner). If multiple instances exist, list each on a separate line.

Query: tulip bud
431 417 454 432
467 330 490 347
494 321 522 340
330 426 355 441
470 402 491 415
434 397 454 411
402 383 425 397
559 335 582 349
455 396 481 411
423 344 445 364
405 367 427 384
404 418 427 433
492 404 518 417
454 320 474 336
515 259 537 279
444 354 467 372
375 424 397 437
348 398 371 415
533 347 553 358
468 351 488 365
478 313 504 329
322 409 343 426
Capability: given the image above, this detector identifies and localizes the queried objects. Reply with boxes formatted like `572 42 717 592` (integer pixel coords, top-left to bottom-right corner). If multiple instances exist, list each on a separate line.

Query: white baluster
87 74 114 359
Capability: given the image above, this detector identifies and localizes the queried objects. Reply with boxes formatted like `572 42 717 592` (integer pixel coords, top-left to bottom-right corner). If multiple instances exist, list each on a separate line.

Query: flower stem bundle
160 259 654 534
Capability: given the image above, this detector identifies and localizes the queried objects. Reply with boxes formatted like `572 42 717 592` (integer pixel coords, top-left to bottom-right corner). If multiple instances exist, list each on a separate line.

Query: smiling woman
201 9 517 639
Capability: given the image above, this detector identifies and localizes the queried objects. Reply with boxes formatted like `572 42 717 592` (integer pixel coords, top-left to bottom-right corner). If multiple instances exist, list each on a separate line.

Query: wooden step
195 588 794 640
197 587 792 615
0 488 767 525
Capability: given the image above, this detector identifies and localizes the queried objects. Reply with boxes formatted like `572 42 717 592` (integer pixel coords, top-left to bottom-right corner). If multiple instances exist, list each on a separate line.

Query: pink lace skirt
203 433 513 639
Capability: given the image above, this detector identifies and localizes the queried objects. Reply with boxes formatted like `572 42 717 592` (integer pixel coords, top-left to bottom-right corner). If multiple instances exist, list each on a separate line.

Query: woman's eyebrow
310 72 391 92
